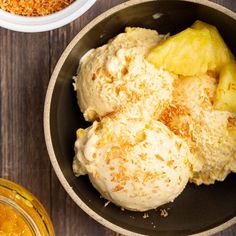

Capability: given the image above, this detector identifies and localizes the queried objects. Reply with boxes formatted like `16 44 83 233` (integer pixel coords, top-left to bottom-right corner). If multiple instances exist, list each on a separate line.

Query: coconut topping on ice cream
74 27 174 121
160 74 236 185
73 116 191 211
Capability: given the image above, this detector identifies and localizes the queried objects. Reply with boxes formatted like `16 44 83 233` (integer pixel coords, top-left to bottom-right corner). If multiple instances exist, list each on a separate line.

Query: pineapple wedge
147 20 234 76
214 62 236 113
192 20 233 72
147 27 212 76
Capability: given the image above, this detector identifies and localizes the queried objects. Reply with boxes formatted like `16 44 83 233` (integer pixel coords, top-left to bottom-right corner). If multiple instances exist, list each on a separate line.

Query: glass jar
0 178 55 236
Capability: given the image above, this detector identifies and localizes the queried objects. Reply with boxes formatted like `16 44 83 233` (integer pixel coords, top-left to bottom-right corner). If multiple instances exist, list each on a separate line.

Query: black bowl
44 0 236 235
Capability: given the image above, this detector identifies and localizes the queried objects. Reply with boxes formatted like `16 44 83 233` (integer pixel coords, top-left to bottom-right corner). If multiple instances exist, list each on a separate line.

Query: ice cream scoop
160 74 236 185
73 116 191 211
74 27 174 121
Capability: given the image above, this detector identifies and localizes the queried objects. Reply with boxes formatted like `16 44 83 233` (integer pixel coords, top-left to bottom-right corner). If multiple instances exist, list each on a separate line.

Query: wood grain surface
0 0 235 235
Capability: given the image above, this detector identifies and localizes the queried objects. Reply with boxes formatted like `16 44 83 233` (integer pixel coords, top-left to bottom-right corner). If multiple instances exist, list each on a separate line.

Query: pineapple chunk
192 20 233 72
147 27 212 76
214 62 236 113
147 20 234 76
76 128 85 138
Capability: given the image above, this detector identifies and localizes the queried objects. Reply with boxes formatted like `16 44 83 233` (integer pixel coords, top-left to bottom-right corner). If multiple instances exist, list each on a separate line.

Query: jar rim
0 178 55 236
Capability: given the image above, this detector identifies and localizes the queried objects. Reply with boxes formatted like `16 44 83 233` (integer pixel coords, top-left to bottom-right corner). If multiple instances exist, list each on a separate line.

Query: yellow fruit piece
147 27 212 76
147 20 234 76
229 129 236 141
192 20 233 72
214 62 236 113
76 128 85 138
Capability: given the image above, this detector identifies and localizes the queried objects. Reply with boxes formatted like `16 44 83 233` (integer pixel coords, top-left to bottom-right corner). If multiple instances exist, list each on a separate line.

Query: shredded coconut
0 0 74 16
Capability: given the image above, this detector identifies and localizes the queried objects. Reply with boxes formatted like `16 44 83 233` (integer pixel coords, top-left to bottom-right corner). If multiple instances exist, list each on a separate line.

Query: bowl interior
48 1 236 235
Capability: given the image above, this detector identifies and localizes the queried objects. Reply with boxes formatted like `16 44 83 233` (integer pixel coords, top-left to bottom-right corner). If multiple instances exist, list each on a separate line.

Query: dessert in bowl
44 0 236 235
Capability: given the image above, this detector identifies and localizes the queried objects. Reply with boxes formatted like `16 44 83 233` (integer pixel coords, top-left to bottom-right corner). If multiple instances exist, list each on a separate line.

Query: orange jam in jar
0 178 55 236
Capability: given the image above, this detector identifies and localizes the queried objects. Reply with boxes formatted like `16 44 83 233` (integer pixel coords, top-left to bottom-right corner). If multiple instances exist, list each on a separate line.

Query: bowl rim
0 0 96 32
44 0 236 235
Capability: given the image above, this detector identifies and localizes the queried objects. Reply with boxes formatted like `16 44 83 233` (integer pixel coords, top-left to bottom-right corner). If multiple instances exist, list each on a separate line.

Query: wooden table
0 0 235 235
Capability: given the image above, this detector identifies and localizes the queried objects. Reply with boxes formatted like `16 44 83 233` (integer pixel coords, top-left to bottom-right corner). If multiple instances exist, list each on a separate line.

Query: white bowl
0 0 96 32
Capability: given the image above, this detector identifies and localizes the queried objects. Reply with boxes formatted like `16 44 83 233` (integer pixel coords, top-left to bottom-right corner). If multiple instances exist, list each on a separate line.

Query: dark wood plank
211 0 236 12
0 30 51 211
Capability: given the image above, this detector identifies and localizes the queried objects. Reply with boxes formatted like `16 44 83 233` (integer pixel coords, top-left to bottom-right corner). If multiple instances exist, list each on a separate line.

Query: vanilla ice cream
74 27 174 121
73 116 191 211
160 74 236 185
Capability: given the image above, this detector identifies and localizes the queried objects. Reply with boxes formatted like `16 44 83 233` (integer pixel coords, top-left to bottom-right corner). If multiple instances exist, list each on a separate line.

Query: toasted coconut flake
0 0 75 16
160 208 169 217
112 184 124 192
